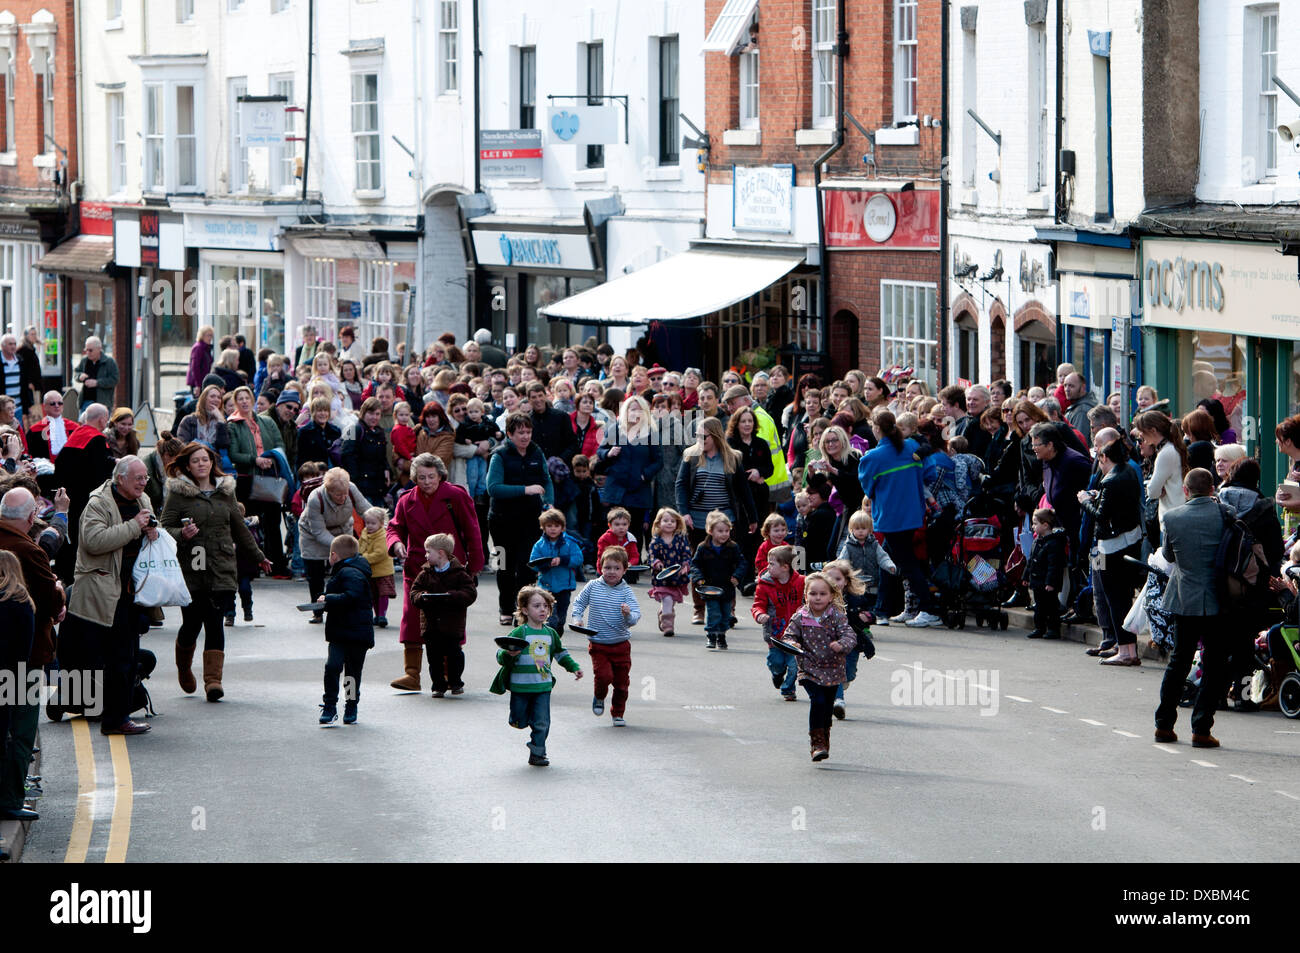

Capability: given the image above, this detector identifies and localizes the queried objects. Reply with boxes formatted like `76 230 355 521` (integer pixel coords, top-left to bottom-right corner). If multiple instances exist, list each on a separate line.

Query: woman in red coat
385 453 484 692
571 391 604 460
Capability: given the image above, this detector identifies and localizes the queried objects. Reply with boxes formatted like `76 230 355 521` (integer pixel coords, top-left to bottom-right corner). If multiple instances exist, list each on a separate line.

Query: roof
33 236 114 276
1135 203 1300 242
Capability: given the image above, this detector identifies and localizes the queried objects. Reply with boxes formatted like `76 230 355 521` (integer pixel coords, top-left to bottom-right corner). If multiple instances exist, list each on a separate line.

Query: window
585 42 604 168
109 93 126 193
272 74 297 192
351 72 381 191
144 84 165 191
438 1 459 94
177 0 194 22
703 0 760 55
272 0 290 11
1093 52 1111 216
1260 7 1278 178
739 50 759 129
955 315 978 383
812 0 836 127
306 258 337 339
107 0 122 20
519 47 535 128
894 0 917 122
961 23 976 187
40 55 54 154
228 0 244 11
658 37 679 165
229 77 248 191
177 85 197 188
880 281 938 388
1027 23 1047 191
1 51 13 154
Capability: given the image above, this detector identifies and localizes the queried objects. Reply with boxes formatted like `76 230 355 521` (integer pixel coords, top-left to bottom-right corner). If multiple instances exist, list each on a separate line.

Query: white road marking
875 656 896 662
1152 745 1178 754
1227 775 1257 784
1005 695 1033 703
1041 706 1068 714
1276 790 1300 801
1190 760 1217 768
1113 729 1140 738
1078 718 1106 726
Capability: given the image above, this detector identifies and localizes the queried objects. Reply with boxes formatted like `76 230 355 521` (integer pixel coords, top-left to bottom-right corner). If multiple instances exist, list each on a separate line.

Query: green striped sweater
496 624 581 694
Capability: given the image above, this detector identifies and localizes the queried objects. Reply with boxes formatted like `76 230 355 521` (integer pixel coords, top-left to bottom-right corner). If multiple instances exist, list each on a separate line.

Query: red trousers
588 640 632 718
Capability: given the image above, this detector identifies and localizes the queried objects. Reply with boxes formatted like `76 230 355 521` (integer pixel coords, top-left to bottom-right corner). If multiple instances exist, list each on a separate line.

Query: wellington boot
176 640 197 694
390 643 423 691
202 650 225 702
810 727 829 762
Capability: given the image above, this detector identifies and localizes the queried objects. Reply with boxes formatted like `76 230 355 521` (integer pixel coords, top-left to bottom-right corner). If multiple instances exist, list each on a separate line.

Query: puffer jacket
415 424 455 472
160 474 264 594
299 481 369 561
323 554 375 646
68 479 154 628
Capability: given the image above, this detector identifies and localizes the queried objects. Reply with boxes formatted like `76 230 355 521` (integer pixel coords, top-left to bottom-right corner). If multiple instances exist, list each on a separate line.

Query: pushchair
934 493 1012 631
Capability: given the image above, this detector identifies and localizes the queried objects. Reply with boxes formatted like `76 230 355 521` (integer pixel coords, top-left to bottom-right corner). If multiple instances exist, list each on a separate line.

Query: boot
202 650 225 702
810 728 829 762
390 644 423 691
176 640 197 694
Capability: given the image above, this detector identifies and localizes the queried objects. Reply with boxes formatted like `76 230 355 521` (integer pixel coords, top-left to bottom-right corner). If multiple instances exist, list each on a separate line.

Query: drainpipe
1053 0 1063 225
408 0 423 362
813 0 847 371
301 0 314 203
938 0 949 385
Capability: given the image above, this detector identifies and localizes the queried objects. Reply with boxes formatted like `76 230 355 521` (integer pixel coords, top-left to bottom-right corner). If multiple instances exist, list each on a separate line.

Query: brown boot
810 728 829 762
390 643 423 691
202 650 225 702
176 640 197 694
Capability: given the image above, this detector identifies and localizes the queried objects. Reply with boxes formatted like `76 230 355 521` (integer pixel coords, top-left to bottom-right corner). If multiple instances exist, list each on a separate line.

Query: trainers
706 635 717 649
343 703 357 725
374 616 388 628
716 635 728 650
874 615 891 626
225 614 236 626
905 611 945 628
528 754 550 766
833 699 846 720
611 716 627 727
890 610 917 624
431 690 446 698
592 697 605 716
319 705 337 726
782 692 797 702
309 613 323 624
450 687 465 695
243 608 253 622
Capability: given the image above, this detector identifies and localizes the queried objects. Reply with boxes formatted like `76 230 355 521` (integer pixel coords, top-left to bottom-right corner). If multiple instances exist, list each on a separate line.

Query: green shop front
1138 234 1300 489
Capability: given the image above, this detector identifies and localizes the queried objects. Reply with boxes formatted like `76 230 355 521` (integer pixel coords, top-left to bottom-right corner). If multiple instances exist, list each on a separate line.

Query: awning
702 0 759 55
33 236 115 276
539 246 805 325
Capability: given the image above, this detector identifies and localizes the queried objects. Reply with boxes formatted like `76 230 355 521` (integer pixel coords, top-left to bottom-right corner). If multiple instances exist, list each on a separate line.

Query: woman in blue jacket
597 395 662 551
858 409 943 628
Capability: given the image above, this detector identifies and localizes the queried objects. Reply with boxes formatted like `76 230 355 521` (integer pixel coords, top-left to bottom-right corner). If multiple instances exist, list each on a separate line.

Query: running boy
492 586 584 766
752 544 805 700
571 545 640 726
755 511 791 578
317 535 374 726
596 507 641 567
529 508 584 634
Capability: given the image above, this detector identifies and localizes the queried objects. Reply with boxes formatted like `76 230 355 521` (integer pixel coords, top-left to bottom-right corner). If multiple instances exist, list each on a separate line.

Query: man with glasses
28 391 73 460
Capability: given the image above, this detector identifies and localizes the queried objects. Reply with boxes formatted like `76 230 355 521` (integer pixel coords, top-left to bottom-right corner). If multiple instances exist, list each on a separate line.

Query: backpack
1214 502 1267 606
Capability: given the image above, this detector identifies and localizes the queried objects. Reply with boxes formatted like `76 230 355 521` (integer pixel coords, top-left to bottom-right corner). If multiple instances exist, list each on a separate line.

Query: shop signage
183 214 281 251
80 202 115 237
823 189 940 249
1060 273 1134 330
546 105 619 146
733 164 795 233
240 98 286 148
481 129 543 179
470 229 596 271
113 209 185 270
0 219 40 240
1141 238 1300 337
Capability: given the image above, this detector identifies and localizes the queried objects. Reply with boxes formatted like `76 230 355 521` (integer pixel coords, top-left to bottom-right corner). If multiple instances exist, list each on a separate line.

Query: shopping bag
133 531 192 608
1123 577 1150 635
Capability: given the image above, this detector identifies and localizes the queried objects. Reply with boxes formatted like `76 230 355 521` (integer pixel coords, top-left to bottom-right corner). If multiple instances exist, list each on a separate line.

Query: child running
690 510 745 650
596 507 641 567
571 545 640 726
529 507 584 634
754 512 791 578
359 506 397 628
491 586 584 767
317 536 374 726
752 544 805 701
822 560 877 720
646 507 691 638
781 572 858 762
408 533 479 696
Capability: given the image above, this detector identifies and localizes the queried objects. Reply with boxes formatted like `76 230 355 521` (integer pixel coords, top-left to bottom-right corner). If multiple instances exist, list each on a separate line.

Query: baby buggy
934 494 1011 631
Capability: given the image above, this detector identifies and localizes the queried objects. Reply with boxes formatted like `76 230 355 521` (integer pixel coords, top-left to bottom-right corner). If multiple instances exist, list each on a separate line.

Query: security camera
1279 118 1300 142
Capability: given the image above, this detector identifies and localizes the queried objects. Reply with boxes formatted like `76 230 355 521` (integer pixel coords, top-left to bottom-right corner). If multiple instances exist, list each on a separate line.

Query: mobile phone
181 517 193 526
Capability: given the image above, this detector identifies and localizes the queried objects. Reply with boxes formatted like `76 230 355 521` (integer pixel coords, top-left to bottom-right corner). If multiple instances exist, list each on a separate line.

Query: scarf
229 411 264 455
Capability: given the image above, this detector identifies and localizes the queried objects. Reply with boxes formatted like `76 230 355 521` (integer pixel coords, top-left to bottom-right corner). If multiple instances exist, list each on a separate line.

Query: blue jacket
529 532 585 593
597 422 663 509
323 555 375 647
857 438 925 533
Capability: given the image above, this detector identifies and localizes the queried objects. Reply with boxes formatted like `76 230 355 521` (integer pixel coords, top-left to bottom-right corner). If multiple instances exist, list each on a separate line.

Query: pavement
14 572 1300 863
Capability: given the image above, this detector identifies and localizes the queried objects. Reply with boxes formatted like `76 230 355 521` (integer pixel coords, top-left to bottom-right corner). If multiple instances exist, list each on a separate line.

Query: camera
147 515 159 528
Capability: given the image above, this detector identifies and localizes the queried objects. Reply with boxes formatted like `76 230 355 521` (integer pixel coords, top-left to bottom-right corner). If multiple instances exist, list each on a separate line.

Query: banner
823 189 940 250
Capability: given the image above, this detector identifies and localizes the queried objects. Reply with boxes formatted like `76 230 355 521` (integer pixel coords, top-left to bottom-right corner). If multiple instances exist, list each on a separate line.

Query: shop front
1138 235 1300 486
0 215 59 386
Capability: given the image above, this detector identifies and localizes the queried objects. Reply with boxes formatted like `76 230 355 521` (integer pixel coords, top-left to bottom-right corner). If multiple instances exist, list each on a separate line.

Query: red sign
823 189 941 250
479 149 543 160
140 212 159 266
80 201 116 237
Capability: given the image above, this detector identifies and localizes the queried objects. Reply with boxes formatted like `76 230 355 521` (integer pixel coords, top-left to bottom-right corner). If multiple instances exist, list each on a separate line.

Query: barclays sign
498 234 562 267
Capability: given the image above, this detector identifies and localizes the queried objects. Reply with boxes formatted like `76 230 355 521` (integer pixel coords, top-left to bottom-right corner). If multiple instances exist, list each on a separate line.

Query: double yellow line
64 718 133 864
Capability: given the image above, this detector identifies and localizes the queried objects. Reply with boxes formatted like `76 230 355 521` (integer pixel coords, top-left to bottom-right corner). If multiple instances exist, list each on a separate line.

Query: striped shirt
1 354 21 402
689 453 733 516
500 624 579 693
570 578 640 644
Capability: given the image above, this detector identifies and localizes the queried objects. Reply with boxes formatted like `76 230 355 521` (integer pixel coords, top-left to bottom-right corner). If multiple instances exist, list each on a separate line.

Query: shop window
881 280 938 389
955 315 978 383
1178 330 1248 445
1089 331 1107 401
529 275 568 351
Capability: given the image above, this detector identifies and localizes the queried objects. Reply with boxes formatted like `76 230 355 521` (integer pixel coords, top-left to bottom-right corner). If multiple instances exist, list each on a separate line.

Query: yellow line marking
64 718 95 864
105 734 133 863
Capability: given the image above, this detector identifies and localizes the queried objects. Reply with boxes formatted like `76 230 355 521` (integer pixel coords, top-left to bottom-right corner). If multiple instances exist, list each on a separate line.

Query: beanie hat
277 389 302 407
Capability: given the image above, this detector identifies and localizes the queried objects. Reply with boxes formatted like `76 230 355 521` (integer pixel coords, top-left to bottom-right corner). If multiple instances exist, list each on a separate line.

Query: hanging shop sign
546 105 619 146
480 129 543 179
823 189 941 249
113 209 185 270
733 164 795 233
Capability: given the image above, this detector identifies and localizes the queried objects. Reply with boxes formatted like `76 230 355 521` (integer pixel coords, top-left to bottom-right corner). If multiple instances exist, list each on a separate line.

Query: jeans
705 598 733 636
588 639 632 717
323 643 368 708
509 690 552 757
766 644 798 696
238 576 254 612
545 589 572 635
286 515 305 575
1095 546 1141 647
834 649 860 701
178 593 229 652
802 680 838 732
1156 614 1229 737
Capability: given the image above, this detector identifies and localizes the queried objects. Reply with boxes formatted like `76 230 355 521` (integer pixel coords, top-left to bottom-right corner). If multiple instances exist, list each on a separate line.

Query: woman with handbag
1078 437 1145 666
161 443 269 701
228 385 289 576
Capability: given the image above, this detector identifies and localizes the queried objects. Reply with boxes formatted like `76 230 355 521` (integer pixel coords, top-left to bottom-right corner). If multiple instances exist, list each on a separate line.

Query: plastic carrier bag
133 530 192 608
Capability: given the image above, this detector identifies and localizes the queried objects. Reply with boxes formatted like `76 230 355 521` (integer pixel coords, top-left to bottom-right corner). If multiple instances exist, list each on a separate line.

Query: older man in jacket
1154 468 1229 748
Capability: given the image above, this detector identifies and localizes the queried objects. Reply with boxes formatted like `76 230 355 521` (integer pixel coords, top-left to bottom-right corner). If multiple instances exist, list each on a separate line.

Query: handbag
250 473 289 505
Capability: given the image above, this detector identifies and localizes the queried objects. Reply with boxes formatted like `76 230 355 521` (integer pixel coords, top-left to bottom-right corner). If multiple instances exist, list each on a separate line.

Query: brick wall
828 247 940 377
0 1 77 196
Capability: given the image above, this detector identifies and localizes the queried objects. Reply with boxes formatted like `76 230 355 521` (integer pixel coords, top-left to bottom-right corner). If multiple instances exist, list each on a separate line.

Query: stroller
933 493 1012 631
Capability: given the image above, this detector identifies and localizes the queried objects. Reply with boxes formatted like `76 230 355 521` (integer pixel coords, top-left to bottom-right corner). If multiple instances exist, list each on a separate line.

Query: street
19 575 1300 863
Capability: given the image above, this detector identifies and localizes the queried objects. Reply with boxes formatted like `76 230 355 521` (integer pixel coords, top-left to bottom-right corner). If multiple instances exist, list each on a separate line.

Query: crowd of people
2 322 1299 824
